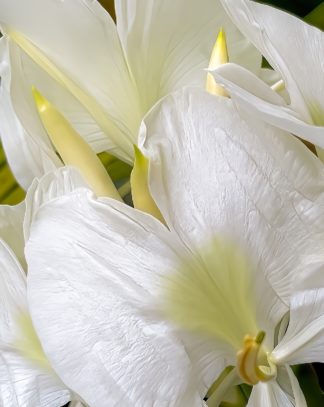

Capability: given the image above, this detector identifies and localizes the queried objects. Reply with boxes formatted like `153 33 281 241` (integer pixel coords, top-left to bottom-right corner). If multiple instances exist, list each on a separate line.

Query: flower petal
212 63 324 148
220 0 324 123
247 380 295 407
140 87 324 306
0 0 139 159
272 289 324 365
115 0 261 113
0 37 60 189
0 240 71 406
26 186 208 406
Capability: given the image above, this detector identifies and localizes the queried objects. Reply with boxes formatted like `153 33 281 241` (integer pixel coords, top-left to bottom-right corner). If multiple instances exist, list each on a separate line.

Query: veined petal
140 87 324 306
212 63 324 148
0 37 60 188
26 186 209 406
0 0 140 160
272 289 324 365
247 380 297 407
220 0 324 123
0 240 71 406
24 167 88 241
115 0 261 113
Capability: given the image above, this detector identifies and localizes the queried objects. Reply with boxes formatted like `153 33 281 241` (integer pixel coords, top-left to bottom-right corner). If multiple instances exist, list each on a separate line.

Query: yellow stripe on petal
164 237 258 350
130 146 165 224
32 87 122 201
10 31 132 157
206 28 229 97
14 313 50 369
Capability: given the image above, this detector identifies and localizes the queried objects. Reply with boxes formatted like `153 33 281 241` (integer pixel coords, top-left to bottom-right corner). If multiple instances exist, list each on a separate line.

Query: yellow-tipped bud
206 28 229 97
32 87 122 201
130 145 165 224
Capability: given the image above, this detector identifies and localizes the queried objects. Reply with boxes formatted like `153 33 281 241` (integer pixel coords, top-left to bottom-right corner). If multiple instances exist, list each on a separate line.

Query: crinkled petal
140 87 324 306
272 289 324 365
212 63 324 148
220 0 324 122
0 0 140 159
0 241 71 407
26 183 210 406
115 0 261 113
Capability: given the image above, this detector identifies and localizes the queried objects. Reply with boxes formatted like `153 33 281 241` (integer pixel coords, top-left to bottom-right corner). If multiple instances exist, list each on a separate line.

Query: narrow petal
212 63 324 148
0 241 71 406
0 37 60 188
26 186 209 406
115 0 261 112
272 289 324 365
0 0 140 159
220 0 324 123
140 87 324 305
247 381 295 407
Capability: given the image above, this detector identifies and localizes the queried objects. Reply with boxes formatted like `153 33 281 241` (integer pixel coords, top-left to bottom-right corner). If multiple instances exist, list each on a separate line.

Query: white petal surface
26 188 208 406
140 88 324 306
220 0 324 123
247 380 295 407
0 241 71 407
212 63 324 148
272 289 324 365
0 0 139 159
0 37 60 188
115 0 261 113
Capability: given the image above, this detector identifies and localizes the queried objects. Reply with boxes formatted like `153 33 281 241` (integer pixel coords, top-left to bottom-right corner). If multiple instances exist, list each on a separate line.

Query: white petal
0 349 71 407
220 0 324 123
0 0 139 159
0 201 25 268
285 366 307 407
247 381 294 407
26 189 207 406
0 241 71 406
140 87 324 305
212 63 324 148
115 0 261 113
272 289 324 365
0 37 60 188
0 240 27 342
24 166 88 241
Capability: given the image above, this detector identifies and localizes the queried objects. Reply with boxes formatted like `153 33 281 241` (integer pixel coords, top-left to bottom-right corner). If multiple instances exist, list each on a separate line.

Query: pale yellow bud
206 28 229 97
32 87 122 201
130 145 165 224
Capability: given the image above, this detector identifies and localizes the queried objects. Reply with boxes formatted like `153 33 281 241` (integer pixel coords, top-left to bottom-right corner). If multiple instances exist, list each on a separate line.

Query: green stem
207 367 239 407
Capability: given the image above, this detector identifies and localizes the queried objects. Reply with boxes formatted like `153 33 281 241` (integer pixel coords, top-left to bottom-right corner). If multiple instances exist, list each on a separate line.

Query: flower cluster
0 1 324 406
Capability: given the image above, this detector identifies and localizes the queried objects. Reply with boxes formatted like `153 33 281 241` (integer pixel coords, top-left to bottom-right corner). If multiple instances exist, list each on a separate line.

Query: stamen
237 331 277 385
130 145 165 224
206 28 229 97
32 87 122 201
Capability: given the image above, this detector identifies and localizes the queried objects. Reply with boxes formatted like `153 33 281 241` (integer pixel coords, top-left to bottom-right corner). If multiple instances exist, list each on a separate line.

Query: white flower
0 202 72 406
0 0 260 189
211 0 324 150
24 88 324 406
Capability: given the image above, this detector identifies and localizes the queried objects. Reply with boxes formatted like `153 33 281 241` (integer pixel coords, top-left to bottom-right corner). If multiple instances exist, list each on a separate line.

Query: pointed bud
130 145 165 224
206 28 229 97
32 87 122 201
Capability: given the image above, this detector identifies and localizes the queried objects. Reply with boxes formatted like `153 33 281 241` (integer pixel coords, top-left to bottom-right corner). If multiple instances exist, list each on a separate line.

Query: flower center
237 331 277 385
